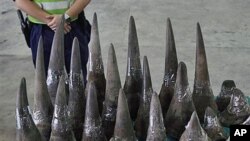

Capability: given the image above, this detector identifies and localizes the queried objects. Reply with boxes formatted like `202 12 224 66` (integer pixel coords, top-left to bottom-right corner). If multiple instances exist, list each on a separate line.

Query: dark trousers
29 19 91 83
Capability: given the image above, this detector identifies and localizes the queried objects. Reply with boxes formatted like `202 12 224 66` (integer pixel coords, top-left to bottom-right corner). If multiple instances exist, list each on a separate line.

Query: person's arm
65 0 91 18
15 0 51 24
47 0 91 32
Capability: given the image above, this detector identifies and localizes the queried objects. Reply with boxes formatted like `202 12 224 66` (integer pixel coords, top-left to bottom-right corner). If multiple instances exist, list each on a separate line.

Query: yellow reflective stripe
37 1 70 11
35 0 66 2
29 0 76 24
28 15 45 24
46 8 68 14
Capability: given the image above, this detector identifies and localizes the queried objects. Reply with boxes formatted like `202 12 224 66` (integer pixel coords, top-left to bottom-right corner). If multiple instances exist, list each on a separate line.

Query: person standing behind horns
15 0 91 83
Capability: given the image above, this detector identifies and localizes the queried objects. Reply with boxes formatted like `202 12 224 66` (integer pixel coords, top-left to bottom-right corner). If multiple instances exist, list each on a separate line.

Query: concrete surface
1 0 250 140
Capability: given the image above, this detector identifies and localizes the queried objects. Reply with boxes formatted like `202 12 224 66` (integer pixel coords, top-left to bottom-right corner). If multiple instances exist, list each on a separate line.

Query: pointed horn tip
167 18 172 30
115 89 134 137
54 76 67 105
17 77 28 108
109 43 115 53
94 12 97 17
91 12 98 29
72 37 80 51
167 17 171 25
178 61 186 69
188 111 201 127
116 88 130 118
19 77 27 95
222 80 236 88
93 12 97 22
143 56 150 74
57 76 66 93
196 22 206 52
36 36 45 68
143 56 148 63
38 36 43 43
196 22 202 35
21 77 26 85
37 36 43 51
59 14 65 26
197 22 201 28
179 62 187 73
177 61 188 79
191 111 198 120
150 92 161 114
129 16 135 25
130 15 134 21
85 81 99 116
73 37 79 43
118 88 127 105
19 77 27 93
35 36 45 73
196 22 202 33
87 81 98 98
108 44 117 63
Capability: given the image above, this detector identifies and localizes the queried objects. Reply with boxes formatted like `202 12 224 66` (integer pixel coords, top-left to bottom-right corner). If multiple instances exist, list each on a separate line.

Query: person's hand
44 15 53 26
46 14 61 31
64 22 71 34
46 14 71 33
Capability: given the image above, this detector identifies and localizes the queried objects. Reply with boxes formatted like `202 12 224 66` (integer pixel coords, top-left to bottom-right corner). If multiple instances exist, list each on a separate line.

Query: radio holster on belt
17 9 31 48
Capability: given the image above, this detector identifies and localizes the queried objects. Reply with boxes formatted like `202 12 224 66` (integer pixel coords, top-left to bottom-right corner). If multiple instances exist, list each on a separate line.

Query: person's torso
28 0 75 24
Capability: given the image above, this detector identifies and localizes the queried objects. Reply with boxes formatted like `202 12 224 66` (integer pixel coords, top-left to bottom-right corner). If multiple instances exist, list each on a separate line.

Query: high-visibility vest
28 0 75 24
